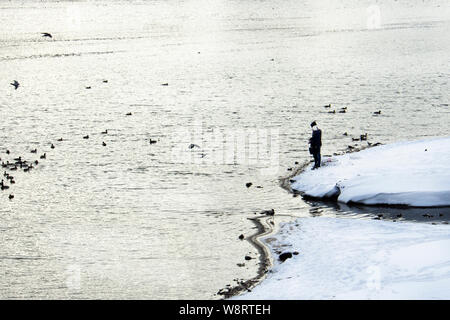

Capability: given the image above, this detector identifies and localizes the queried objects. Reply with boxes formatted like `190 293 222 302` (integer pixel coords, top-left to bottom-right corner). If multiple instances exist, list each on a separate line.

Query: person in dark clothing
309 121 322 170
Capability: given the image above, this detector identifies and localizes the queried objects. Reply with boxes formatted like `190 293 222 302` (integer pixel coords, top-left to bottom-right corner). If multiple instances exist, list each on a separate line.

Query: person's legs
312 152 319 169
316 151 321 168
313 151 321 168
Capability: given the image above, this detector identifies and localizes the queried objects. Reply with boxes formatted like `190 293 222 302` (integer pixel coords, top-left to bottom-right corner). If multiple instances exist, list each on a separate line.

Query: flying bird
10 80 19 90
41 33 52 38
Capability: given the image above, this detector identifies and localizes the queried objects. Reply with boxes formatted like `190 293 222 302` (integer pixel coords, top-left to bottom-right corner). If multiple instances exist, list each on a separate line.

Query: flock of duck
322 103 382 151
1 121 162 201
4 33 164 201
1 149 45 200
323 103 381 116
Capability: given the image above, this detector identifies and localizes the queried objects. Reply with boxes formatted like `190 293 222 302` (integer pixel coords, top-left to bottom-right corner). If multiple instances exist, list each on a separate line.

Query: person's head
310 121 317 128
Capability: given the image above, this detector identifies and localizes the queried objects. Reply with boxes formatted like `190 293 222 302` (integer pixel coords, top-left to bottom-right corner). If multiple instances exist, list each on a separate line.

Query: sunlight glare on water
0 0 449 299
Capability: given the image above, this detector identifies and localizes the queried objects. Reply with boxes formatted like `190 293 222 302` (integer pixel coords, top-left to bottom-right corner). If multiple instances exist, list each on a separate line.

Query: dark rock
279 252 293 262
260 209 275 216
244 256 252 261
238 234 244 240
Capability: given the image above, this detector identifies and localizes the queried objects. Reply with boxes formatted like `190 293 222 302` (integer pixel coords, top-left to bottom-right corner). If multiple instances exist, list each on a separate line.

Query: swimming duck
40 153 46 159
9 194 14 200
51 144 55 149
1 180 9 190
324 104 331 108
102 142 107 147
126 112 132 116
373 110 381 115
149 139 157 144
57 138 63 142
328 110 335 114
83 135 89 139
360 133 368 141
31 149 37 153
338 109 346 113
101 130 108 134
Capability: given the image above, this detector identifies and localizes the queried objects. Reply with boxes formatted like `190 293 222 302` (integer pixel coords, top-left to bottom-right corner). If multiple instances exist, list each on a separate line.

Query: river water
0 0 449 299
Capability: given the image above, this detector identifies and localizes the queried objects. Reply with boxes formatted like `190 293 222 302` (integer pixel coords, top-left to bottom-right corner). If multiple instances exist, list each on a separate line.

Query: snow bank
236 217 450 300
290 136 450 207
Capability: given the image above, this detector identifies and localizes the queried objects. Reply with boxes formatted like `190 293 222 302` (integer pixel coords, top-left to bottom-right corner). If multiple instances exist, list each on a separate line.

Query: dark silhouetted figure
41 33 52 38
309 121 322 170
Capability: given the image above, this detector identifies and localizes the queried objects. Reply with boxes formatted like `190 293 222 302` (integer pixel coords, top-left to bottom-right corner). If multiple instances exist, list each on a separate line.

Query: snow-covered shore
236 217 450 300
290 136 450 207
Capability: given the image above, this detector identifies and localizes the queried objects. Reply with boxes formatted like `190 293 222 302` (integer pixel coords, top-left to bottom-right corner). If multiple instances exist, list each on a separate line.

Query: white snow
290 136 450 207
235 217 450 300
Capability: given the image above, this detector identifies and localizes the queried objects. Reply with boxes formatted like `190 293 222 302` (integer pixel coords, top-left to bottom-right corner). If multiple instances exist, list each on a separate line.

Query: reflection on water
1 0 449 299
